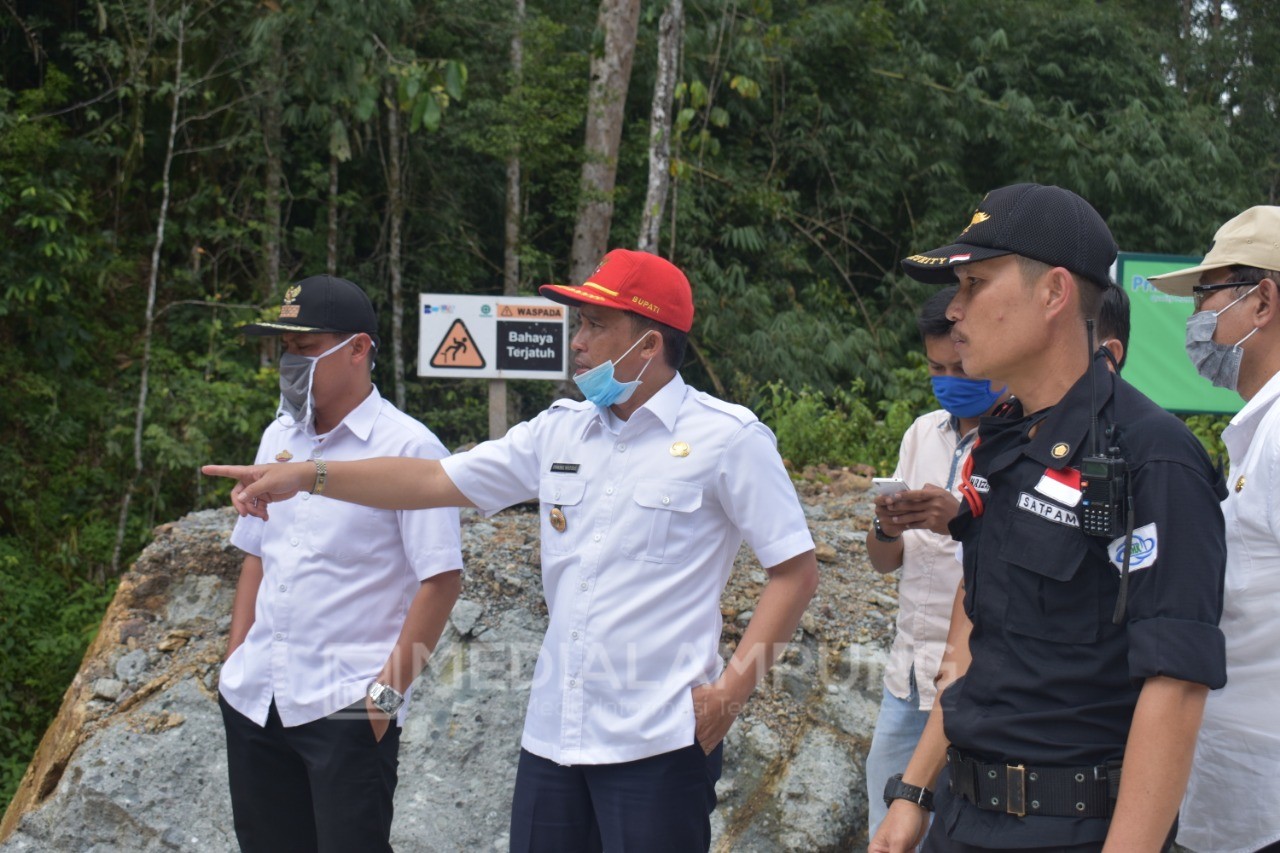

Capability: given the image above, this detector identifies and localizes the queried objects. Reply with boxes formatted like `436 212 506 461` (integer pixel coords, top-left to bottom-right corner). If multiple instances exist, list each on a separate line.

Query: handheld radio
1080 320 1126 539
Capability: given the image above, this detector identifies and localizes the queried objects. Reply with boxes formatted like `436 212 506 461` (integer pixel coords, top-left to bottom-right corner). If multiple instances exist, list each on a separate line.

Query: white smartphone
872 477 909 496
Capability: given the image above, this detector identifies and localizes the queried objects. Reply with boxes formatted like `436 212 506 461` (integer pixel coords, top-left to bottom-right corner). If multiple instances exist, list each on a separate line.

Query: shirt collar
581 373 686 439
318 385 381 443
1225 369 1280 456
1023 352 1116 469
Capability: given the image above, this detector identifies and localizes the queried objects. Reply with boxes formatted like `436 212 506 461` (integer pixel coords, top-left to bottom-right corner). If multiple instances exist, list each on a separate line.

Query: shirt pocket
307 497 388 562
623 479 703 564
539 476 587 556
999 511 1098 644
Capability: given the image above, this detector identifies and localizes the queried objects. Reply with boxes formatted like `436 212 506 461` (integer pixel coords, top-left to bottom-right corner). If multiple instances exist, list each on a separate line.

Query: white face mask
276 335 356 428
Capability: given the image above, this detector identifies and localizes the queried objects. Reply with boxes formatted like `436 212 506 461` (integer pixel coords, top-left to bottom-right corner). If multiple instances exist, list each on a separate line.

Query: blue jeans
865 671 930 840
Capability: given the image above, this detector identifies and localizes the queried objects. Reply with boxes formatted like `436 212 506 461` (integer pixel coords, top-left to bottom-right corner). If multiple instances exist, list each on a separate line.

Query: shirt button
301 493 310 501
579 582 589 591
571 631 580 640
569 679 576 688
616 443 627 452
661 496 671 505
606 486 614 495
274 632 284 640
278 584 287 592
956 449 963 457
592 533 602 542
289 537 300 547
554 489 561 500
311 449 322 459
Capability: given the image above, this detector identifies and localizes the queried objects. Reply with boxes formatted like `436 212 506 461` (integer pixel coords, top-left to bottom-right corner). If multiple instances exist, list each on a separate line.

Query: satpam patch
1109 523 1158 573
1016 491 1080 528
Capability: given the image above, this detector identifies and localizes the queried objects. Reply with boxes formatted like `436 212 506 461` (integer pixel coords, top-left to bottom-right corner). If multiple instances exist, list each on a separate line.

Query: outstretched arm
202 457 474 520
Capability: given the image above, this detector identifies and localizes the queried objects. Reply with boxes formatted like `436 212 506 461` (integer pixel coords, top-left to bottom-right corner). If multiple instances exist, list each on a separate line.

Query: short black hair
917 285 957 340
1097 285 1130 371
629 314 688 370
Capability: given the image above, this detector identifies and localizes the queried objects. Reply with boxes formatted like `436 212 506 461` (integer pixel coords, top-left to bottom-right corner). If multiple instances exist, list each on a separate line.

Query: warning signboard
417 294 569 380
429 320 486 369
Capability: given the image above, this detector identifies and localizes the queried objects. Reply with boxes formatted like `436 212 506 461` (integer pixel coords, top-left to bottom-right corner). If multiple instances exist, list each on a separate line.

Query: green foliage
0 541 117 807
758 355 938 474
1184 413 1230 464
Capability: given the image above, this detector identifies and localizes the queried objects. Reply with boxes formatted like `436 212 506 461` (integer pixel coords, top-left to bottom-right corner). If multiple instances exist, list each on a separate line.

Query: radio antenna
1087 319 1100 457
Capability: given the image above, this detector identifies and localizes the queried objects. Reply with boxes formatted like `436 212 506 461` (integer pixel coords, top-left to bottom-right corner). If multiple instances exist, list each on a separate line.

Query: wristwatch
873 516 901 543
883 773 934 811
367 681 405 716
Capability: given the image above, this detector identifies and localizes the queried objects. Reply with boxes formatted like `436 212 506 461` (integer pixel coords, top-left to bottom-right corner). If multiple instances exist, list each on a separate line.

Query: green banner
1119 252 1242 415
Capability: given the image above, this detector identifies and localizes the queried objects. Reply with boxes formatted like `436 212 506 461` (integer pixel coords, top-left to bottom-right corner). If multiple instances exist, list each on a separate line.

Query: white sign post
417 294 570 438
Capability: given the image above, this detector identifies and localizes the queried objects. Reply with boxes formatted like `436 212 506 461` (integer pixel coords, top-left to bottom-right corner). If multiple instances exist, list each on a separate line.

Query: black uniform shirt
938 354 1227 847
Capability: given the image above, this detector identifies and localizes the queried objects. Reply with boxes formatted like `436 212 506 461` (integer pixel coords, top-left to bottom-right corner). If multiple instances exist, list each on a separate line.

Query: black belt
946 748 1121 819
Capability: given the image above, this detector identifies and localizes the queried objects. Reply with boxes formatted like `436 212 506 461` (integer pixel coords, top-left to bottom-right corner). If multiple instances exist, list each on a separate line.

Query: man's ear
1101 339 1124 373
350 333 376 365
1253 278 1279 329
1041 266 1075 321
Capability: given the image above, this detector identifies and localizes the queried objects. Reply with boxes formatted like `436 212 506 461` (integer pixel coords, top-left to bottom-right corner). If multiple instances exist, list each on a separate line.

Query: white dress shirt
1179 370 1280 853
441 373 814 765
219 387 462 728
882 410 975 710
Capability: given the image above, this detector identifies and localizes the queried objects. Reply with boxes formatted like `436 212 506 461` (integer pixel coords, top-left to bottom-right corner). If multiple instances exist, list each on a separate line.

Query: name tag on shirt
1035 467 1082 506
1017 492 1080 528
550 462 580 474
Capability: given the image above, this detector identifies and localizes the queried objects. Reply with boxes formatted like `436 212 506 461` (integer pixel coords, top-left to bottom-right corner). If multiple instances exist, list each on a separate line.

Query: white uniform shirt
441 374 814 765
219 387 462 728
1179 370 1280 853
882 410 975 710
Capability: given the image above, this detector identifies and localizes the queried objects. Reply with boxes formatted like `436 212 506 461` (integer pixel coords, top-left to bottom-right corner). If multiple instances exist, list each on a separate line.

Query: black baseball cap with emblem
240 274 380 347
900 183 1118 289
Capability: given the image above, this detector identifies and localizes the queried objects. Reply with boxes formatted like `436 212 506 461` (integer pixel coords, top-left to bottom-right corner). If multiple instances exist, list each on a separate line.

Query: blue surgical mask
573 332 655 408
277 334 356 428
1185 286 1258 391
930 375 1006 418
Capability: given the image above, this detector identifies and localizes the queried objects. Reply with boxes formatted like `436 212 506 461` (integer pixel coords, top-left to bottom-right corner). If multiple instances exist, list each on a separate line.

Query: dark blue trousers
220 695 400 853
509 741 724 853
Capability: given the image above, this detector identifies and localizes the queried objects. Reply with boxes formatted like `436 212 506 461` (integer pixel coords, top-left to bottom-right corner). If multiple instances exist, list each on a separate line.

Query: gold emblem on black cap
959 210 990 236
1051 442 1070 459
280 284 303 318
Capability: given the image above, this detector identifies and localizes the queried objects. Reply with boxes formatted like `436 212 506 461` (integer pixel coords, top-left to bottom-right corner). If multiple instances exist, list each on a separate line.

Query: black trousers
509 742 724 853
220 694 400 853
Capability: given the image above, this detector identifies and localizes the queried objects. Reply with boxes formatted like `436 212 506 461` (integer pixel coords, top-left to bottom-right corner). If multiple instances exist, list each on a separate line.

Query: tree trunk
568 0 642 286
385 77 407 411
260 31 284 367
327 152 339 275
503 0 525 297
112 4 187 577
637 0 682 254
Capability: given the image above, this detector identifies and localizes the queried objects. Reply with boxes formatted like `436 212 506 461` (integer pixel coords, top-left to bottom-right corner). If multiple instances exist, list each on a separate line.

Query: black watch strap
883 773 934 811
873 516 901 543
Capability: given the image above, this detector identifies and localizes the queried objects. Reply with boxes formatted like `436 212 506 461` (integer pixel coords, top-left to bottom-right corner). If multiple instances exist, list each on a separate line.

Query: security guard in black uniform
870 184 1227 853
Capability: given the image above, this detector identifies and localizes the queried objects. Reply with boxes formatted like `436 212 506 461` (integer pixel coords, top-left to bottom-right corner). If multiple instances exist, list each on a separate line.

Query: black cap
900 183 1118 289
240 275 379 347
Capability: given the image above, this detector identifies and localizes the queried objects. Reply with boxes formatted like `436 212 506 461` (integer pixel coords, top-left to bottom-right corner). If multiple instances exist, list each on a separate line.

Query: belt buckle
1006 763 1026 818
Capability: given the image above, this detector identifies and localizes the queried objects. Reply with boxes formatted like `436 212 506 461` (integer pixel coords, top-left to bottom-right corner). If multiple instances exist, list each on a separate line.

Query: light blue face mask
573 331 655 408
1185 285 1258 391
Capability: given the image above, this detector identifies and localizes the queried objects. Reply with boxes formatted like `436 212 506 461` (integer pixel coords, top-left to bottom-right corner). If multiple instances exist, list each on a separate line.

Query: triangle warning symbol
430 320 486 369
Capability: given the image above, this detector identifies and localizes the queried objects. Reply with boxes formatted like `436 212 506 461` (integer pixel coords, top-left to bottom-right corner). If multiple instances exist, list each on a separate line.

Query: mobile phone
872 477 909 496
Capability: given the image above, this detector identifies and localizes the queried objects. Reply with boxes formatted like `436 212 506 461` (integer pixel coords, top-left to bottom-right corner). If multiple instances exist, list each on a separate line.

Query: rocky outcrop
1 471 896 852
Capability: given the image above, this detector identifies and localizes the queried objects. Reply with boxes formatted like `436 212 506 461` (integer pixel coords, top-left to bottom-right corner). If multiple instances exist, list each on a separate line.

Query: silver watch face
369 682 404 715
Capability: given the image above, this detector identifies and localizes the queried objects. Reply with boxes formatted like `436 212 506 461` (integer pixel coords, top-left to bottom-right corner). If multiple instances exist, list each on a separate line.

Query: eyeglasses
1192 280 1258 311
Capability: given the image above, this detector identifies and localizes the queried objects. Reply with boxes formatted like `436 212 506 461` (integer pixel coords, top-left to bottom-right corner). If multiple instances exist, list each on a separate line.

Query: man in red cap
205 250 819 852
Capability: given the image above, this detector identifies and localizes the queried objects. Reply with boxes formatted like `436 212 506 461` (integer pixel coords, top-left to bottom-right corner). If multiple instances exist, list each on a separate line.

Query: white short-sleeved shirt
219 387 463 728
441 373 814 765
883 410 976 710
1179 370 1280 853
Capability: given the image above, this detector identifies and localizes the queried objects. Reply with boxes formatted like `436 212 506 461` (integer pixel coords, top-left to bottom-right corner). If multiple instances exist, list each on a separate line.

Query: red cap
539 249 694 332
